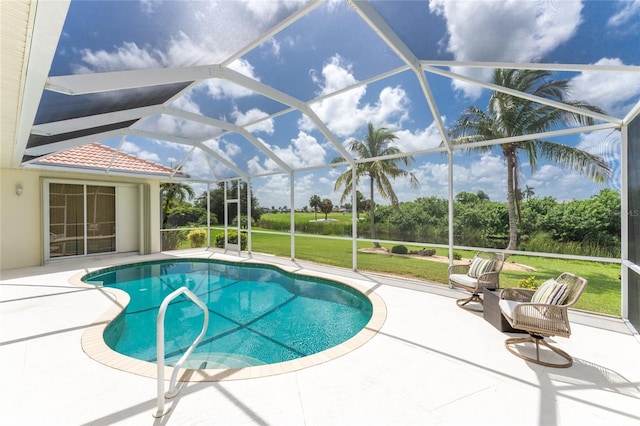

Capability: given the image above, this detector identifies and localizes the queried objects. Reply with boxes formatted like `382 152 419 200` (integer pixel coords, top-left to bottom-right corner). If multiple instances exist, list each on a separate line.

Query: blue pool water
82 259 372 368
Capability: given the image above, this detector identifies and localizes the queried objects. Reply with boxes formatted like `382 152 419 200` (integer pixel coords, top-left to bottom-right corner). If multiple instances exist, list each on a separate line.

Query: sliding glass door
48 183 116 258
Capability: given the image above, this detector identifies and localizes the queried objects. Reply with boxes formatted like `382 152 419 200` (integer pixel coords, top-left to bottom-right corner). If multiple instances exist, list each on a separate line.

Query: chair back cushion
468 257 495 278
556 272 588 307
531 279 569 305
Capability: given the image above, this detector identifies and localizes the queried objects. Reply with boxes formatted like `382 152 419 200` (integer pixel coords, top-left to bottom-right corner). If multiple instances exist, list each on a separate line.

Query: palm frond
533 140 612 182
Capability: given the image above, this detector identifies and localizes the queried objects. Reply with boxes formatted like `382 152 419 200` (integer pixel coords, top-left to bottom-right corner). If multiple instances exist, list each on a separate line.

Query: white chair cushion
449 273 478 287
499 299 520 319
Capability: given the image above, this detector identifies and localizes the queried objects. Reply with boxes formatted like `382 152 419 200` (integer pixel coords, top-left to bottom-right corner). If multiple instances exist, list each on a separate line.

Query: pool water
82 259 373 368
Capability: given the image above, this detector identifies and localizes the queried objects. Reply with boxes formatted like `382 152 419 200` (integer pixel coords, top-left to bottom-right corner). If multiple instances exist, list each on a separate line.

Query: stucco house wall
0 167 161 270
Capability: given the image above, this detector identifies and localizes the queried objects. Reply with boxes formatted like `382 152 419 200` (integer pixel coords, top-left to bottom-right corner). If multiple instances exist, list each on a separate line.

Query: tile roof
37 142 182 177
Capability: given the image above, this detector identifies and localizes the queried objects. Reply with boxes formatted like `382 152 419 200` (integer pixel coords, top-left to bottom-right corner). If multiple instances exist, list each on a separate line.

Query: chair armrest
477 270 500 289
500 287 534 302
448 264 470 275
510 303 571 336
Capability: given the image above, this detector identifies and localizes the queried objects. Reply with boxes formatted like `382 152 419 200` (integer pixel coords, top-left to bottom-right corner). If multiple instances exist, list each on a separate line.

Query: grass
243 231 621 317
261 212 355 225
198 226 621 316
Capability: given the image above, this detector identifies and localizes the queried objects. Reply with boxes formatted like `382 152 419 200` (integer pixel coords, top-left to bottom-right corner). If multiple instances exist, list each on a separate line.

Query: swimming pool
81 258 379 372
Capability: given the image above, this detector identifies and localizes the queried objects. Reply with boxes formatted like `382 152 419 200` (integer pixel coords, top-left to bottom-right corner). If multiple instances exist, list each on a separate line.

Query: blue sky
50 0 640 209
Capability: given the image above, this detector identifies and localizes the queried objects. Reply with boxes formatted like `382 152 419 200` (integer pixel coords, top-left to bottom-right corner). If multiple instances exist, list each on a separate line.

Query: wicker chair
448 251 504 311
499 272 587 368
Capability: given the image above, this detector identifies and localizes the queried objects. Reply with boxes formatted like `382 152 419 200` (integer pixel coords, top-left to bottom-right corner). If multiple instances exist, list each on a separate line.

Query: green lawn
243 231 621 317
261 212 355 225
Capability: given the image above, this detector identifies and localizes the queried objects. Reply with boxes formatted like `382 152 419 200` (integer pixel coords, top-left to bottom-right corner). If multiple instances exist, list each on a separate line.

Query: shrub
391 245 408 254
453 251 462 260
214 231 248 250
187 229 207 248
231 215 251 229
161 230 186 251
518 275 538 289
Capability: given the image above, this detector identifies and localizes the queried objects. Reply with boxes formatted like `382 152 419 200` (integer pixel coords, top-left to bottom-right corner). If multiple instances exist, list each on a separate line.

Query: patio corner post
621 123 629 319
247 177 252 253
224 180 228 249
290 172 295 261
352 165 357 271
206 182 211 248
447 150 455 287
236 179 241 256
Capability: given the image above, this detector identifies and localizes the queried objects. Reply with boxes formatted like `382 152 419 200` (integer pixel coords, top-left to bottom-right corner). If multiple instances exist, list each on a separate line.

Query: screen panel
628 116 640 330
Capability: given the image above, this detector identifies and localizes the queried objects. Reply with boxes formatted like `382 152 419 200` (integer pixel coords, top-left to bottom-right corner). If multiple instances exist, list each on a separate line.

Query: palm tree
522 185 535 200
309 194 321 221
449 68 611 251
320 198 333 220
334 122 419 246
160 182 195 228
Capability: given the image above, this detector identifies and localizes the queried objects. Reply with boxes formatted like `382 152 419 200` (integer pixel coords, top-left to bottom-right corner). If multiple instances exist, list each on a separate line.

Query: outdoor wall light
16 183 23 196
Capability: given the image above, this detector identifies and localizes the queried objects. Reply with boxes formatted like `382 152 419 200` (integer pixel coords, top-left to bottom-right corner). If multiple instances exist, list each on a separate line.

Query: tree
309 194 321 221
334 122 419 246
160 182 195 228
476 190 490 202
354 190 370 219
455 191 479 204
448 69 611 251
320 198 333 220
195 181 261 225
522 185 535 200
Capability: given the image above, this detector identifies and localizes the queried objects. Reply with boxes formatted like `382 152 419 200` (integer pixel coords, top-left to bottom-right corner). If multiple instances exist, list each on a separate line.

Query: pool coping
70 255 387 382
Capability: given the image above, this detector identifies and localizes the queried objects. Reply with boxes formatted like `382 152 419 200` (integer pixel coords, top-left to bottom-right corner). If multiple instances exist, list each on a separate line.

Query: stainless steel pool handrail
153 286 209 418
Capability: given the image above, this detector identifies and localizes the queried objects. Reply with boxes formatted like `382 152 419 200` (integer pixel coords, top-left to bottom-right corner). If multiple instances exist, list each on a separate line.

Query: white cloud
302 55 410 137
253 170 342 210
607 0 640 27
224 142 242 158
241 0 305 22
136 113 218 141
171 93 202 114
569 58 640 118
202 59 260 99
201 138 237 163
182 138 245 179
525 164 605 201
429 0 583 99
182 151 215 180
266 38 281 57
394 121 443 153
247 155 267 175
70 0 298 72
120 141 161 163
262 131 327 171
72 42 163 73
232 108 274 134
140 0 161 14
253 174 292 209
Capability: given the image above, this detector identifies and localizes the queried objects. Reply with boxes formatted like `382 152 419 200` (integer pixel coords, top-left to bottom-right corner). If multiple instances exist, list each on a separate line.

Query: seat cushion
449 273 478 287
499 299 547 321
468 257 495 278
531 279 569 305
498 299 520 319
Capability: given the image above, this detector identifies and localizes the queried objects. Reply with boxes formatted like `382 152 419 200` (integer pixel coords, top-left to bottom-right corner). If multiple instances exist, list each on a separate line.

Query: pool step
166 352 266 369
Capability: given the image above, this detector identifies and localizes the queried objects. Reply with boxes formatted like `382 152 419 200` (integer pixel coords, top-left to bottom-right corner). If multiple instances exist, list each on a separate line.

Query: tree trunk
370 175 380 248
506 152 518 253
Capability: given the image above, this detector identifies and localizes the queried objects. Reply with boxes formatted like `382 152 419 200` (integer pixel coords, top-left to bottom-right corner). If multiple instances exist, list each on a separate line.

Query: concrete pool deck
1 249 640 425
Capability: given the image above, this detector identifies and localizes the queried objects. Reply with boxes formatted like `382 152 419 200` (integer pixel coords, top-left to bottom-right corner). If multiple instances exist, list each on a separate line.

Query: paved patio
1 249 639 425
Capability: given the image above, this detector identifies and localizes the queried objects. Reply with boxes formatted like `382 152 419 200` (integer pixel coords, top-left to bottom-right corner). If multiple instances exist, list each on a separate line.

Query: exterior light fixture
16 184 23 196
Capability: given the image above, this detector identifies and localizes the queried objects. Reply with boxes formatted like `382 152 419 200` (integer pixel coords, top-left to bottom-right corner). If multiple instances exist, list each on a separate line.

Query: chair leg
505 334 573 368
456 293 483 312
